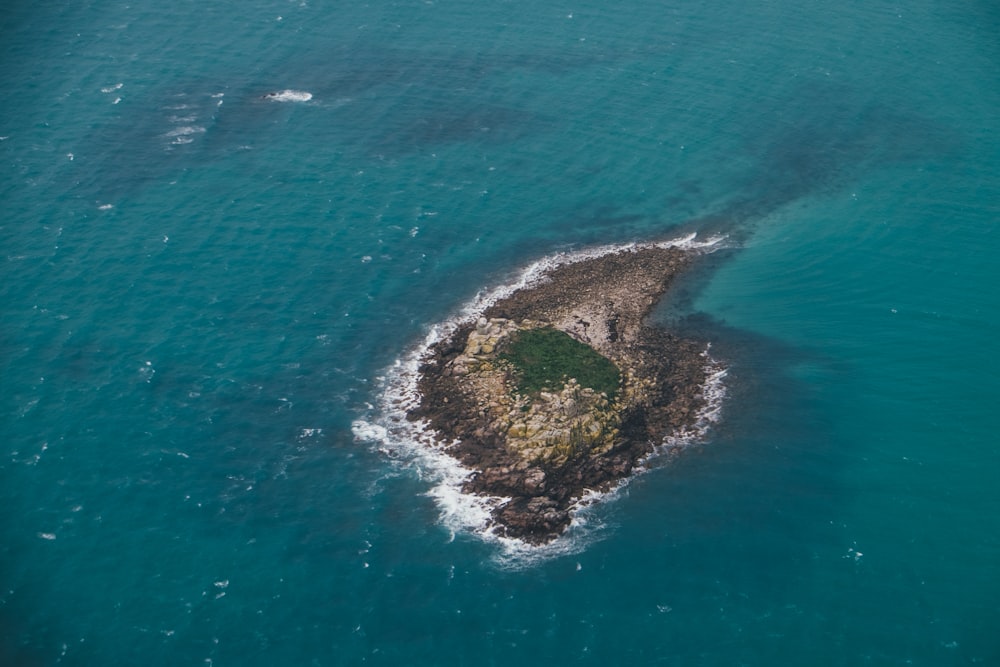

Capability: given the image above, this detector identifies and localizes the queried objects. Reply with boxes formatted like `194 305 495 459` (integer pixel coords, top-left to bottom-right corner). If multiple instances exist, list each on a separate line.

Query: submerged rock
408 244 719 544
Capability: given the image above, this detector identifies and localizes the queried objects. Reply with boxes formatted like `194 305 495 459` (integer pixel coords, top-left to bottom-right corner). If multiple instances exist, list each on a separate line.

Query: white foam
165 126 205 138
350 421 387 442
659 346 728 448
457 232 725 324
164 125 206 146
101 83 123 93
352 233 728 562
263 90 313 103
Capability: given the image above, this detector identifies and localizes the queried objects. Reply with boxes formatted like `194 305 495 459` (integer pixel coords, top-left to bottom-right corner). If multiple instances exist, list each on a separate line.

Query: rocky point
407 244 718 544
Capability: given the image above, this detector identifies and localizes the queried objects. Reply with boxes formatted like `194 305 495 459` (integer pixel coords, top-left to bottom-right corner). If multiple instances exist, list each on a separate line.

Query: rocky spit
407 245 718 544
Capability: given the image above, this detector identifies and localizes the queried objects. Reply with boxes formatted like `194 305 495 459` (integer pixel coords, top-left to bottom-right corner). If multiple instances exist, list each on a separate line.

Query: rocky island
406 242 723 545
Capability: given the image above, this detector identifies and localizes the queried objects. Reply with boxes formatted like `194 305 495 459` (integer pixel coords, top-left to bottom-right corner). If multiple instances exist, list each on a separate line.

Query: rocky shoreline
407 244 718 544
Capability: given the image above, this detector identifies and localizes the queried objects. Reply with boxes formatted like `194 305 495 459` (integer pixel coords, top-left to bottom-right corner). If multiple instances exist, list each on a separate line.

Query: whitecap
165 126 205 138
262 90 313 103
350 421 386 442
352 233 729 561
164 125 206 146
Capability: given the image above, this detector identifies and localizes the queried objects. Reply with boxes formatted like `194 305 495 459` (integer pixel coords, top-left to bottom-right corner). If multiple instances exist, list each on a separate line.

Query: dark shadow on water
74 43 659 200
366 102 549 155
0 596 52 666
567 302 852 621
682 79 963 245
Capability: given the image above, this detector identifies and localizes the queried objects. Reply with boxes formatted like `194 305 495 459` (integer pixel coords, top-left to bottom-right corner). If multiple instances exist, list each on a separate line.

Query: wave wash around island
354 235 727 548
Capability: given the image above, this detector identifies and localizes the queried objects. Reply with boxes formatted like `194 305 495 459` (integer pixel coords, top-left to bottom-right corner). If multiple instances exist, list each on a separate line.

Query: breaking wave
351 233 729 564
263 90 313 103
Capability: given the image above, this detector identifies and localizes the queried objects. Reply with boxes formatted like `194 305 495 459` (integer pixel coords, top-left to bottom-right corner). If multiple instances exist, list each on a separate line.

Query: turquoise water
2 1 998 664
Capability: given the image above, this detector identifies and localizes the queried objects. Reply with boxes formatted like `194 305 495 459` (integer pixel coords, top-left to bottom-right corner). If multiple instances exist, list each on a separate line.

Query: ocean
1 1 997 664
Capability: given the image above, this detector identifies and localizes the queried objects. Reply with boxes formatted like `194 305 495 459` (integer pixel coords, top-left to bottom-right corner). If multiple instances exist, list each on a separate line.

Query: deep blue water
2 1 998 665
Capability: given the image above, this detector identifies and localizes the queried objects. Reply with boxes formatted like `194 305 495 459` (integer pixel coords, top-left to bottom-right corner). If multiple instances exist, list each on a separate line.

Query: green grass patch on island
499 327 621 398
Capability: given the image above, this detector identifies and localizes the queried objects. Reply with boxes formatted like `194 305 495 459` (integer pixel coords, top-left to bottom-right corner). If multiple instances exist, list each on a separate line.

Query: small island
407 243 720 544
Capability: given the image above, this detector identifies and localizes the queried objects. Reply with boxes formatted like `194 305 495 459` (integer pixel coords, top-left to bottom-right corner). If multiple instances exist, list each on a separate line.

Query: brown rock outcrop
407 245 715 544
